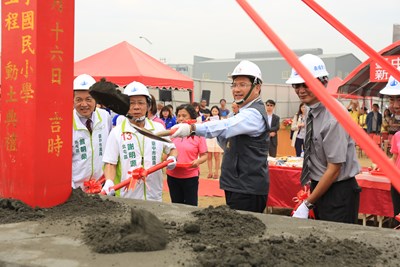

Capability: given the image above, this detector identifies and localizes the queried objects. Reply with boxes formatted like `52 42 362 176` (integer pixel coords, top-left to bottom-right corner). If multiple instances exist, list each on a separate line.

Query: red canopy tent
328 76 371 99
74 41 194 100
328 76 373 108
338 41 400 97
327 77 346 98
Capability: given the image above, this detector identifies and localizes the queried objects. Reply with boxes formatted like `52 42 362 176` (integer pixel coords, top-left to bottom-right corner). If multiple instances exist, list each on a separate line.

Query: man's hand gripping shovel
100 159 174 196
131 119 197 143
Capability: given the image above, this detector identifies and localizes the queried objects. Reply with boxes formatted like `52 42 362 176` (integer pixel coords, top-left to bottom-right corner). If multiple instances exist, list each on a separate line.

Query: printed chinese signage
369 55 400 82
1 0 74 207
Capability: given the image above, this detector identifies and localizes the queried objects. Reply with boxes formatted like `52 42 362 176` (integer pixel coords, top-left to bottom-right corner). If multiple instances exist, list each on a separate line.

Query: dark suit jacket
268 113 280 157
366 111 382 133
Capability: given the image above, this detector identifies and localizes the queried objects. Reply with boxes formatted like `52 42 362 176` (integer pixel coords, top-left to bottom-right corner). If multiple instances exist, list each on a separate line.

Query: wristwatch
304 200 314 210
190 124 196 136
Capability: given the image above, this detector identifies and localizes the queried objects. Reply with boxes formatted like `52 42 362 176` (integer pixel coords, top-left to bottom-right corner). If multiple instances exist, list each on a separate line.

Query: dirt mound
0 189 126 224
0 193 395 266
168 205 384 267
195 235 382 267
83 208 168 253
0 198 45 224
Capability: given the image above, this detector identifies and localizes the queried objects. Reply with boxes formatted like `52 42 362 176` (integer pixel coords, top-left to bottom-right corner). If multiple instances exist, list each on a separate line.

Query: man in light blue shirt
172 60 270 213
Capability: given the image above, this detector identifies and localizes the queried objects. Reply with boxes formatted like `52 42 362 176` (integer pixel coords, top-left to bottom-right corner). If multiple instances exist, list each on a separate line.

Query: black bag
290 130 294 140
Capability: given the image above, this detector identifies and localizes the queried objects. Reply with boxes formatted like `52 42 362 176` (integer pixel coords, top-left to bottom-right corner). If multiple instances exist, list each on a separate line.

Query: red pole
144 159 173 175
302 0 400 84
235 0 400 192
101 159 173 194
1 1 74 207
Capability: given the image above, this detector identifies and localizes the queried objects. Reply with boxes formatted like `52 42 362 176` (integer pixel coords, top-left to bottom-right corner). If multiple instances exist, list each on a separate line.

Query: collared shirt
77 112 94 127
195 98 267 149
307 101 360 182
267 114 272 128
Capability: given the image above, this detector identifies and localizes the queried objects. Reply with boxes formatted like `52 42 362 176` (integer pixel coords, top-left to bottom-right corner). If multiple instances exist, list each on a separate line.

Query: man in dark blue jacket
366 103 382 135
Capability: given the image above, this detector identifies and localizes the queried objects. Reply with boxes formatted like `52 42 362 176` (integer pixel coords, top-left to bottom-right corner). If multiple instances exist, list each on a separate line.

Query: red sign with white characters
370 55 400 82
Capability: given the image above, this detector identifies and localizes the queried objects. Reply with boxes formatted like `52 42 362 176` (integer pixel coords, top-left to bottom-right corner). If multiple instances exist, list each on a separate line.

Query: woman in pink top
390 98 400 224
166 104 208 206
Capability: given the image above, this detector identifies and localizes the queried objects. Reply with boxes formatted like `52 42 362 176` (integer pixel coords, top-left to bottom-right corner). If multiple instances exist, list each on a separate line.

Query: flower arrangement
282 118 293 130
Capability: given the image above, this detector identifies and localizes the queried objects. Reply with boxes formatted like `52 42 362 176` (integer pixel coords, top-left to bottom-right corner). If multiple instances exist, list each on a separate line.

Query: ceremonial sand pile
0 190 398 266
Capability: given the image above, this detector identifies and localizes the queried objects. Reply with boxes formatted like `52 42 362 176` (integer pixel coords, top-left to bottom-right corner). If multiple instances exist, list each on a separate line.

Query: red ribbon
83 179 102 194
291 185 315 219
127 168 148 192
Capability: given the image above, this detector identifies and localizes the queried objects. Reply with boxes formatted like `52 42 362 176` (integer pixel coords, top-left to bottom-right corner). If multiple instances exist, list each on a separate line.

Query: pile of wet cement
83 208 168 253
0 189 127 224
169 205 387 267
0 193 397 266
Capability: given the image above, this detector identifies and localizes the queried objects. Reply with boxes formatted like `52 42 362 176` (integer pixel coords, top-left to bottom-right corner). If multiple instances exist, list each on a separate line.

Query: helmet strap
132 116 146 123
234 83 256 105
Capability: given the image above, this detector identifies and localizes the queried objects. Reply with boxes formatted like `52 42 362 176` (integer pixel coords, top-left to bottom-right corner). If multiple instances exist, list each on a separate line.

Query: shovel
89 84 130 117
130 119 197 143
100 159 174 195
130 124 174 143
88 84 196 144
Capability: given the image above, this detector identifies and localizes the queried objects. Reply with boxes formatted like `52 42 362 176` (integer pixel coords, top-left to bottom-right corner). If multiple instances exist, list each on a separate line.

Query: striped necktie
86 118 93 135
300 111 313 186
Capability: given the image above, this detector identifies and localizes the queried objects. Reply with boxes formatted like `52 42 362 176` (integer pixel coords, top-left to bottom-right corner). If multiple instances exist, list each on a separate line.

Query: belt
311 176 356 185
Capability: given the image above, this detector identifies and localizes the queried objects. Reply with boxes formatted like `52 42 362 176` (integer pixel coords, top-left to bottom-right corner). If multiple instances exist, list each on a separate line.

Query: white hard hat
124 81 150 98
229 60 263 83
379 67 400 96
286 54 329 84
73 74 96 90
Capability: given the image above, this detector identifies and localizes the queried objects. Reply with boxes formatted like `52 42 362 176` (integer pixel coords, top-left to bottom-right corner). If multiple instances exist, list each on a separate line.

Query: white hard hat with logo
286 54 329 84
73 74 96 90
379 67 400 96
229 60 263 84
124 81 151 98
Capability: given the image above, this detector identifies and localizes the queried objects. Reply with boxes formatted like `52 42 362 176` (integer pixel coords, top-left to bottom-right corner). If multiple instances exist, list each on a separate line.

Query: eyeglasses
230 82 253 89
292 83 308 90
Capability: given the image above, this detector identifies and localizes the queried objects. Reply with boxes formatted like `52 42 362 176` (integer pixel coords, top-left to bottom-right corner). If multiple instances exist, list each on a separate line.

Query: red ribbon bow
83 176 105 194
127 168 148 192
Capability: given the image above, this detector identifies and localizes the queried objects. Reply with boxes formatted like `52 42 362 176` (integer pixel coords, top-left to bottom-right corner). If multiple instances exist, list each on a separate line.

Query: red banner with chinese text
1 1 74 208
369 55 400 82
